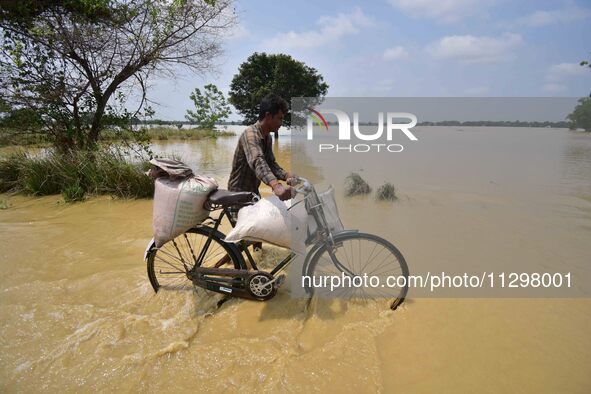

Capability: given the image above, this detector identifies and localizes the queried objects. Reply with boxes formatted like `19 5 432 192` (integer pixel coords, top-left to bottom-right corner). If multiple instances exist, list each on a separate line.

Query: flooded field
1 126 590 392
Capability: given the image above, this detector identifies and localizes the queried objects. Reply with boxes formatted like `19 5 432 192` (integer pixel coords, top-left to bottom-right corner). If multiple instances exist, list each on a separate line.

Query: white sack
153 175 218 247
224 195 307 255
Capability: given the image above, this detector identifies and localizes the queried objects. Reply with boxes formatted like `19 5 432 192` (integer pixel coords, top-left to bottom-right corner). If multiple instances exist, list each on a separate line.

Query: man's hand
271 182 293 201
286 174 300 186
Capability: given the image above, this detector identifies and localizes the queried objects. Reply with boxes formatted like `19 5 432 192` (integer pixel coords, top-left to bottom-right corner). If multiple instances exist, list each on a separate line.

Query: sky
142 0 591 121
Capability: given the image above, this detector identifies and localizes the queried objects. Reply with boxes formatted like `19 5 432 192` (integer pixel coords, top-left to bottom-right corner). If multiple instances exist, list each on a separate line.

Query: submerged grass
344 172 372 196
0 149 154 201
376 183 397 201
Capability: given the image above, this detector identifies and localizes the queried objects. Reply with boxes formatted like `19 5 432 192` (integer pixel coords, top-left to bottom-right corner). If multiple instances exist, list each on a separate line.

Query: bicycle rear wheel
304 232 409 310
146 226 243 292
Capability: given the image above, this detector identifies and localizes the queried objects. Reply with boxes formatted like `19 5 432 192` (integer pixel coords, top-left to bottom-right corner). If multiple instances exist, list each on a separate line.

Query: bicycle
144 177 410 310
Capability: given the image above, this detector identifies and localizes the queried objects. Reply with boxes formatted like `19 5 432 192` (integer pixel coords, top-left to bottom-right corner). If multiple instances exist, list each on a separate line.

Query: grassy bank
0 128 50 146
0 149 153 202
139 127 235 141
0 127 235 147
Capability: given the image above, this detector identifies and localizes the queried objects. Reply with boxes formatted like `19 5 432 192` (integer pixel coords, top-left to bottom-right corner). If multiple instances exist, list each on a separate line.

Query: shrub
344 172 371 196
376 183 397 201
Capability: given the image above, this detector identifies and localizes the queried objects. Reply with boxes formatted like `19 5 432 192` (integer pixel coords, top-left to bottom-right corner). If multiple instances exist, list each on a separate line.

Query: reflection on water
561 133 591 197
1 127 591 391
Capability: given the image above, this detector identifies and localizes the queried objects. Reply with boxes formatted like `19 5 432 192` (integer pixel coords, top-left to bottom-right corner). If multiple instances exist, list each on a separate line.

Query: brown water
1 127 591 392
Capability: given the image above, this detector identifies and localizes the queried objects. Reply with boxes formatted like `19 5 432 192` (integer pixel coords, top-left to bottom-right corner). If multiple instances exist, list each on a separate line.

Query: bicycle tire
147 226 244 293
303 232 409 310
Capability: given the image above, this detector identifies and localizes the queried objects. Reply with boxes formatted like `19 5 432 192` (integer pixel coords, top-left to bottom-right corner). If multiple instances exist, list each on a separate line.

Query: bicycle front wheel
304 232 409 310
146 226 243 293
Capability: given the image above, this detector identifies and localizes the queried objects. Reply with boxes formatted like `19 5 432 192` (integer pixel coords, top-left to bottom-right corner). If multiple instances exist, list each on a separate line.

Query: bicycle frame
196 205 298 275
193 179 340 278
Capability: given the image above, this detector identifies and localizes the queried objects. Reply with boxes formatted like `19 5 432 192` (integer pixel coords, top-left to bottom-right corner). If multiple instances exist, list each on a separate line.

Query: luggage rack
203 189 260 211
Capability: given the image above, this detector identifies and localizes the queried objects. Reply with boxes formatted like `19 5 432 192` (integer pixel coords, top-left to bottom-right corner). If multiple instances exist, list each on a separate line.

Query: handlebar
291 176 313 196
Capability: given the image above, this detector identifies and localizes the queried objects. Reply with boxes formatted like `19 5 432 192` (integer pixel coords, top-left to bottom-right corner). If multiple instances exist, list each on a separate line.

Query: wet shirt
227 121 288 194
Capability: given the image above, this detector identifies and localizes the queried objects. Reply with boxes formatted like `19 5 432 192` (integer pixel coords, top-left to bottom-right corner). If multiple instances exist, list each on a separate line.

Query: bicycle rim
305 232 409 309
147 227 242 292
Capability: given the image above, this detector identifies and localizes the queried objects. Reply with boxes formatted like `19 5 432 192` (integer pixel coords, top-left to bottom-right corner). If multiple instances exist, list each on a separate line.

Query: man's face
267 110 284 132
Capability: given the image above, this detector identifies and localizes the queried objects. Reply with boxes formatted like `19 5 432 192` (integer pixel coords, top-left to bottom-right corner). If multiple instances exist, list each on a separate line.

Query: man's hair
258 94 288 120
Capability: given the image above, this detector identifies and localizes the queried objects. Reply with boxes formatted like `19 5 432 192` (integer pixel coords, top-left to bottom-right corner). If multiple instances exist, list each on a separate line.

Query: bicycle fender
301 229 360 276
144 238 156 261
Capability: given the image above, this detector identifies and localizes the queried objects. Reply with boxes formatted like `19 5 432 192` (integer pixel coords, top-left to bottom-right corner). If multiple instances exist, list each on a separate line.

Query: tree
185 84 230 129
567 98 591 131
228 52 328 126
580 52 591 97
580 52 591 70
0 0 235 151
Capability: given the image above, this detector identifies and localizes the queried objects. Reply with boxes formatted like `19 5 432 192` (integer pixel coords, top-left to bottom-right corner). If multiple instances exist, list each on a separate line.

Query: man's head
258 94 288 133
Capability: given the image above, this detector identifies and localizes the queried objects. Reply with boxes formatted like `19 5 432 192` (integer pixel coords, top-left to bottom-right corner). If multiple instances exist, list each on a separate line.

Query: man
228 93 295 200
225 94 296 254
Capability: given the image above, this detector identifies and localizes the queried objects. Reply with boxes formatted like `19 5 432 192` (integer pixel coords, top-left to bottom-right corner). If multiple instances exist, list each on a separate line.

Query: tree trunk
88 98 107 147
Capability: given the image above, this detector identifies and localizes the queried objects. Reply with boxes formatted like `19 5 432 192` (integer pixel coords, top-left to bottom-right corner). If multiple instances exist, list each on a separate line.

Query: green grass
0 128 50 147
0 149 154 201
101 127 235 142
0 127 235 147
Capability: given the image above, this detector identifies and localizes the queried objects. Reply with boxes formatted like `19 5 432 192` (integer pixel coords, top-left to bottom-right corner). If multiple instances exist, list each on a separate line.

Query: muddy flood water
1 126 591 392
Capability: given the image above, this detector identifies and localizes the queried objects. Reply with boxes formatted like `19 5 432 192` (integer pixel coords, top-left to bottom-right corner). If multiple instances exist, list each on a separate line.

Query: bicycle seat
207 189 258 207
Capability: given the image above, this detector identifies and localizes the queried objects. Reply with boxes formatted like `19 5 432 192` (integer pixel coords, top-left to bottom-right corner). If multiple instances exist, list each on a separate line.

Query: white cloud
546 62 591 81
429 33 524 64
383 46 408 60
263 8 373 50
542 83 566 93
226 23 249 41
388 0 489 22
516 7 591 27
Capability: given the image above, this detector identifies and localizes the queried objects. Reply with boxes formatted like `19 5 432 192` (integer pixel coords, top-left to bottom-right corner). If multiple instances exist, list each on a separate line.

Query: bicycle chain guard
190 267 278 301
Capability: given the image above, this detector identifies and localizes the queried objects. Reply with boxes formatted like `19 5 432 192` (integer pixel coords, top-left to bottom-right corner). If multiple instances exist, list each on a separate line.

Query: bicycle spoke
148 227 241 292
305 233 409 306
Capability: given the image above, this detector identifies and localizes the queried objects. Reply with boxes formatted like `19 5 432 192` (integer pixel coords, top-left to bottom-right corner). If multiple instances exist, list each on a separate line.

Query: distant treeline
133 119 572 128
417 120 570 128
131 118 243 126
321 120 571 128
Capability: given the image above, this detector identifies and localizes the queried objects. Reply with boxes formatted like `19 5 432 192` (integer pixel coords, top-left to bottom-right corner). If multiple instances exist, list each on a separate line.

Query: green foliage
62 182 86 202
0 149 154 200
567 98 591 131
0 107 43 130
0 0 117 24
185 84 231 129
580 52 591 69
0 151 25 192
1 0 234 151
229 52 329 126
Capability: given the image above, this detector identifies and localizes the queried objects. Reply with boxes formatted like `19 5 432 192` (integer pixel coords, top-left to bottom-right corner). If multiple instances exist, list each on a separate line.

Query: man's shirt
227 121 288 194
